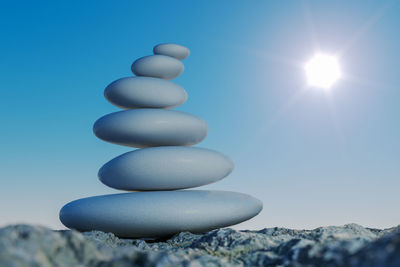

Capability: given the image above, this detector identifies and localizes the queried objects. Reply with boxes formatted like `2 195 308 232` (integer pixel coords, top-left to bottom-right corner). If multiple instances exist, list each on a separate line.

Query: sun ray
338 0 396 58
251 49 304 69
324 92 347 156
269 85 308 125
224 42 304 69
343 72 394 90
301 0 320 51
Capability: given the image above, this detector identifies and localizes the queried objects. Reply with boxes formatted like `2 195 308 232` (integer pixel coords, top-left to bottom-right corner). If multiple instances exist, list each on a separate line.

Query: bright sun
305 53 342 90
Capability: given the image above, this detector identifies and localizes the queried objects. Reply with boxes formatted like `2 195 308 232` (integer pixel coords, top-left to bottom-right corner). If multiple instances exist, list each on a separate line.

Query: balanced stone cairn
60 43 263 238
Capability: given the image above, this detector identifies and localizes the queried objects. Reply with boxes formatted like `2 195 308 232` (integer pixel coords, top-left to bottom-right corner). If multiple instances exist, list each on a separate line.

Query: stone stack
60 43 262 238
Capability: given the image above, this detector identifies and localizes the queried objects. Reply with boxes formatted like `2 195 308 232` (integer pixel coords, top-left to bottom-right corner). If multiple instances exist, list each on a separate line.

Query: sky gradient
1 0 399 230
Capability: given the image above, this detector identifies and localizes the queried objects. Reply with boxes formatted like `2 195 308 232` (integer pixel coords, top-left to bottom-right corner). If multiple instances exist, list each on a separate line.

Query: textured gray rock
1 224 399 266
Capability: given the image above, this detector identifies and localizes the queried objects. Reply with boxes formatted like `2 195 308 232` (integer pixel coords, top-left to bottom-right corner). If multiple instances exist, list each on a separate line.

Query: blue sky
1 1 399 230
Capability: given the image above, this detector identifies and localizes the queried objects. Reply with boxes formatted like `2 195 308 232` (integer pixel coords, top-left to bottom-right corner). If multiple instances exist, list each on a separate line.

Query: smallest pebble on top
131 43 190 80
153 43 190 60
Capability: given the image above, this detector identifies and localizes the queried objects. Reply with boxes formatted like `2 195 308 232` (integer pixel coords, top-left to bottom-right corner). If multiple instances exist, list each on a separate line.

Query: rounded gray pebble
93 109 208 148
59 190 263 238
153 43 190 60
99 146 234 191
104 77 188 109
131 55 184 80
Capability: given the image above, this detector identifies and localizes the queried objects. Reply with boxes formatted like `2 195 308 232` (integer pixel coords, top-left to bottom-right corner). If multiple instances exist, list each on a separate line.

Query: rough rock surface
0 224 399 266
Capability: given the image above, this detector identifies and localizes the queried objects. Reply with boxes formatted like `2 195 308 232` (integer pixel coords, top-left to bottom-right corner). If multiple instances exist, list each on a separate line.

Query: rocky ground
0 224 399 266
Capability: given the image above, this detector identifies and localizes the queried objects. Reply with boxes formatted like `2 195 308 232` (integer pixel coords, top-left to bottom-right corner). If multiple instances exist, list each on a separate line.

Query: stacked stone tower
60 43 262 238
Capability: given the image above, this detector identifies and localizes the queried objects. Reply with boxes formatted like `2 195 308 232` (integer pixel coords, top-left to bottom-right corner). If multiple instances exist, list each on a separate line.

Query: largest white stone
59 191 263 238
93 109 208 148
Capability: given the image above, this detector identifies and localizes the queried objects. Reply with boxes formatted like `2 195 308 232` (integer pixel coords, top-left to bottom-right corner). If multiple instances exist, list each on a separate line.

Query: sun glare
305 53 342 90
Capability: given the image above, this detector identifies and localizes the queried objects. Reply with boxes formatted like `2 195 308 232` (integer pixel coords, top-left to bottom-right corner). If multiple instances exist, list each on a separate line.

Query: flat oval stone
131 55 184 80
104 77 188 109
93 109 208 148
59 191 263 238
153 43 190 60
99 147 234 191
